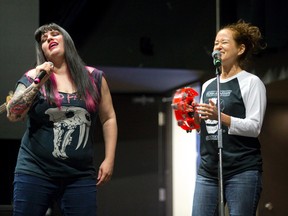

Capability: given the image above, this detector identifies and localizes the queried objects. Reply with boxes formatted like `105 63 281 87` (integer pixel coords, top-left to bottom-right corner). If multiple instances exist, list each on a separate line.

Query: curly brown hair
222 19 267 69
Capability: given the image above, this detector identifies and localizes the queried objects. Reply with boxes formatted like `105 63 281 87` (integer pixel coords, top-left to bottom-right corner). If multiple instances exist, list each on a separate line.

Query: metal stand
215 66 225 216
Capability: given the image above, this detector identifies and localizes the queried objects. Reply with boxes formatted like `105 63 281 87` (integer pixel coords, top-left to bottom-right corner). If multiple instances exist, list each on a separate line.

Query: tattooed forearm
7 83 40 121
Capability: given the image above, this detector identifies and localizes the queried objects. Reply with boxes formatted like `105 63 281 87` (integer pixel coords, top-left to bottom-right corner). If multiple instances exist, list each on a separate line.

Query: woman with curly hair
192 20 267 216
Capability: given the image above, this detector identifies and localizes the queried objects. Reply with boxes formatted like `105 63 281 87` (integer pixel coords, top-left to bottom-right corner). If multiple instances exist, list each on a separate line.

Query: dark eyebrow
41 30 60 40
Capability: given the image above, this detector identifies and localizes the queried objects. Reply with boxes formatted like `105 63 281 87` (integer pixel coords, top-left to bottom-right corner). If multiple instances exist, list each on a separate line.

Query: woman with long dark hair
7 23 118 216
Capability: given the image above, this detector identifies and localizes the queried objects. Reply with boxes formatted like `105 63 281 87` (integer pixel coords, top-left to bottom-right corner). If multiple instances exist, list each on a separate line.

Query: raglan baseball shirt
198 70 267 179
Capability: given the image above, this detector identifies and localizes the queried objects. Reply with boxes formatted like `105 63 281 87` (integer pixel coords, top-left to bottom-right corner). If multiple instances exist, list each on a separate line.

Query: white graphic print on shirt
203 90 230 135
45 106 91 159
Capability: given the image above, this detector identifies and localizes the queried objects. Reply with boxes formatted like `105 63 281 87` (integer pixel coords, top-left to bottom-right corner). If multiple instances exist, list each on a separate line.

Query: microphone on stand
34 62 54 84
211 50 222 67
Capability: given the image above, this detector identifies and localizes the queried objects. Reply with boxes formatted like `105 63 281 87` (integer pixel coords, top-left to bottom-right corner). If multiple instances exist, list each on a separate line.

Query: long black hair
34 23 100 112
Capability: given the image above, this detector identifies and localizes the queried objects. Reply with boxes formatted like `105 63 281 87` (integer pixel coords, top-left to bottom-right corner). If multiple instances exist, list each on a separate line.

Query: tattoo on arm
7 83 40 120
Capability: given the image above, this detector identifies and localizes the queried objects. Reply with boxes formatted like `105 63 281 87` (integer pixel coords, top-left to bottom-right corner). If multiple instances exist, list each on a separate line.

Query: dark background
1 0 288 215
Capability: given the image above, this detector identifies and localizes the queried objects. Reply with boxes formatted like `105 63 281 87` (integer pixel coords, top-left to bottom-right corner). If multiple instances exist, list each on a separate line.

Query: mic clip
212 50 222 67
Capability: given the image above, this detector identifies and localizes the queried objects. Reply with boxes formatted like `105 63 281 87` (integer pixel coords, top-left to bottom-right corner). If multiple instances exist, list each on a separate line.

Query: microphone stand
215 65 225 216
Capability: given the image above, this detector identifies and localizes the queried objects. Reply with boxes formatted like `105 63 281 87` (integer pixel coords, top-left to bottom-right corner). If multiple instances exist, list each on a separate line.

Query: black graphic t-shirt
198 71 266 179
15 67 102 180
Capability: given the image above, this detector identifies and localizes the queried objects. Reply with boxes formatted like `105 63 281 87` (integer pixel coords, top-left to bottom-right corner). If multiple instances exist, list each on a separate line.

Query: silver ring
48 61 54 68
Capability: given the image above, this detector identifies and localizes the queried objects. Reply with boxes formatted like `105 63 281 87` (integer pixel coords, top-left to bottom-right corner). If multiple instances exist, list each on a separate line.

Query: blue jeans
192 170 262 216
13 173 97 216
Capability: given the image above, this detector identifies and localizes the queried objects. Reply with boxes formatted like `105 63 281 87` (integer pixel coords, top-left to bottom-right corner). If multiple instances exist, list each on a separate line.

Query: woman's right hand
34 61 54 85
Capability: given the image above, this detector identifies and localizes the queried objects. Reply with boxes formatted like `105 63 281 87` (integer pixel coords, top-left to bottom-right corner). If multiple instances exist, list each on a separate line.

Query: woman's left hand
196 99 218 120
96 159 114 186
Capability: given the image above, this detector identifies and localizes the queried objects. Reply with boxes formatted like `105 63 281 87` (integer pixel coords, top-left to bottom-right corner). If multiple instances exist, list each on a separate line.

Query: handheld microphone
211 50 222 67
34 70 46 84
34 62 54 84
